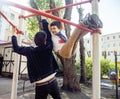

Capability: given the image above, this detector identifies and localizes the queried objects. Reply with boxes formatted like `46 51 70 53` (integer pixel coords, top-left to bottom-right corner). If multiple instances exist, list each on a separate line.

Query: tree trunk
80 38 87 83
76 6 87 83
61 0 80 92
62 56 80 91
29 0 43 30
49 0 59 16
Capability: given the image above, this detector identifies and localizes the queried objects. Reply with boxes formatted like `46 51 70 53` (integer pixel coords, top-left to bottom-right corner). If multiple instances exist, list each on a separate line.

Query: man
11 20 62 99
0 54 3 75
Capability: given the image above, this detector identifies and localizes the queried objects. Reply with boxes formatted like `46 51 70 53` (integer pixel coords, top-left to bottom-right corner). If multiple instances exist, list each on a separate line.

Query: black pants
35 79 62 99
0 66 2 75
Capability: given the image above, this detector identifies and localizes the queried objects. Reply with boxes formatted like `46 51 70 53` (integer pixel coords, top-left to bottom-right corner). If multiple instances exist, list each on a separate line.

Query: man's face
50 26 60 35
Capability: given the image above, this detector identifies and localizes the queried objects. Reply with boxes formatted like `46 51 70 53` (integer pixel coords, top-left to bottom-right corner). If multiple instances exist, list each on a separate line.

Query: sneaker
81 13 103 29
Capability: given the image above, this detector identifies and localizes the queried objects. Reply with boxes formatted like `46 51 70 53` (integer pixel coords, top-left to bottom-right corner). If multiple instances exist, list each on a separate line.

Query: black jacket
12 20 59 83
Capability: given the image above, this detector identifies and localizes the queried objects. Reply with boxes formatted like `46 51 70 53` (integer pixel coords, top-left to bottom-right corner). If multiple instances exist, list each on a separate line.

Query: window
87 40 89 44
102 51 104 56
113 43 115 47
119 35 120 38
101 45 104 48
102 51 107 58
108 51 110 56
113 36 115 39
101 38 103 41
107 44 110 48
7 36 11 41
87 51 91 57
10 13 15 20
107 36 109 40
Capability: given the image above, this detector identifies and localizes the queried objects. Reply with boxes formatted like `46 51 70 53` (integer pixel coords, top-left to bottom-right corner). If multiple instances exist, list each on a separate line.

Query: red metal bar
0 0 93 32
0 11 23 34
19 14 37 19
19 0 91 19
46 0 92 13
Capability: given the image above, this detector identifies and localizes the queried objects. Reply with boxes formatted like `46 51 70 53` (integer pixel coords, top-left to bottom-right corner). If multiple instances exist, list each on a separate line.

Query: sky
99 0 120 34
9 0 120 35
71 0 120 35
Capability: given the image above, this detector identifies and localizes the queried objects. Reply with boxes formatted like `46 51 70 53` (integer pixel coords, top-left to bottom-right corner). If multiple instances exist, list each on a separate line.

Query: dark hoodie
12 20 59 83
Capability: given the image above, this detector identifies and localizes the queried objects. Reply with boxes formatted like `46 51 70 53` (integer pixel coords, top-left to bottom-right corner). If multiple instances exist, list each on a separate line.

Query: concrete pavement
0 76 120 99
0 76 90 99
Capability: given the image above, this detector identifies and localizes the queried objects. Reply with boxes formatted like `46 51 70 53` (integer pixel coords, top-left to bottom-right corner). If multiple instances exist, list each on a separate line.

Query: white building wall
0 4 20 41
84 32 120 61
0 4 10 40
0 5 28 76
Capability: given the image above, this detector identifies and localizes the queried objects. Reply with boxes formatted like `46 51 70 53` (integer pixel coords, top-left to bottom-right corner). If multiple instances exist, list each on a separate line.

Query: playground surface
0 76 120 99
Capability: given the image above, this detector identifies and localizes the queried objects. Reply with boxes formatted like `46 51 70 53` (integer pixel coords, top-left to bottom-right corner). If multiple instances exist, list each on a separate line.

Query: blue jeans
35 79 62 99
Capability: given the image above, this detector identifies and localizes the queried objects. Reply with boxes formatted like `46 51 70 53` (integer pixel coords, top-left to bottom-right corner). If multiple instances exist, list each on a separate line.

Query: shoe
81 13 103 29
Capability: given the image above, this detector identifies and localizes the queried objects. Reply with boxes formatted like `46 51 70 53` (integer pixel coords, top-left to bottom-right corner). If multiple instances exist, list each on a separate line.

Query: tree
79 38 87 83
60 0 80 92
77 6 87 83
28 0 80 92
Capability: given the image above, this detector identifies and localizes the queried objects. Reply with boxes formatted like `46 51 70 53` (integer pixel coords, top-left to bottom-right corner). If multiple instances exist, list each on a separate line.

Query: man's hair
50 21 62 29
34 31 47 46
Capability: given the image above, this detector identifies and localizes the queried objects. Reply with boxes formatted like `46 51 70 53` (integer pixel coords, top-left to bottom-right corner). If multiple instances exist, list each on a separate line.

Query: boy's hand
41 15 46 20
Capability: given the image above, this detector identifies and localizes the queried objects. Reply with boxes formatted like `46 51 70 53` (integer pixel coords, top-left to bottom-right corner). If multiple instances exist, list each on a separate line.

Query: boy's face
50 25 60 35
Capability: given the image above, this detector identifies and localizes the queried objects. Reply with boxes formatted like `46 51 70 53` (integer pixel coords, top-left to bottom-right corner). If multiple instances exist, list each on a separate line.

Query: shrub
100 58 115 77
85 58 93 79
76 58 115 80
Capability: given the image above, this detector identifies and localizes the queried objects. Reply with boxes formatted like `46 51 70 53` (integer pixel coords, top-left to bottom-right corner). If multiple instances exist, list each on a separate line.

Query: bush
76 58 115 80
76 58 93 80
55 56 64 77
100 58 115 77
85 58 93 79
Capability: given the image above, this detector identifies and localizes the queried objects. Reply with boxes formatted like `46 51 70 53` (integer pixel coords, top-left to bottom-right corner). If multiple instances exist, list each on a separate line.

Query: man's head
50 21 62 35
34 31 47 46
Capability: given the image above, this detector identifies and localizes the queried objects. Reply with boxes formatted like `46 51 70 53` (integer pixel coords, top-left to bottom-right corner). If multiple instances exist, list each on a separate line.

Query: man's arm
11 28 29 56
42 19 53 48
42 19 51 38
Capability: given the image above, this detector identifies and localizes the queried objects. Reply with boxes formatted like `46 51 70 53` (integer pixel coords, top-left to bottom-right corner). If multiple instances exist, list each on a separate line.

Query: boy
49 13 103 58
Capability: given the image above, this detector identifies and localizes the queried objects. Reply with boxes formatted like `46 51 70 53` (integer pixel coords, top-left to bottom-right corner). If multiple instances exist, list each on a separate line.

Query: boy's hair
34 31 47 46
50 21 62 29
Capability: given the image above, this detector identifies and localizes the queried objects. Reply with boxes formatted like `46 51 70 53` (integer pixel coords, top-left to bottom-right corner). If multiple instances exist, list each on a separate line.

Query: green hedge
76 58 116 79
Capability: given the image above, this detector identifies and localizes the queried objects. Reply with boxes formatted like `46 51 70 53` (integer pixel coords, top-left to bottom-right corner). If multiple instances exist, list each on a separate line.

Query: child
49 13 103 58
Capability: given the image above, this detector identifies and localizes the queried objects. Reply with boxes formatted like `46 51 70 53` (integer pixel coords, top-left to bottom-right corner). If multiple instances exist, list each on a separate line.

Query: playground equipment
0 0 100 33
0 0 101 99
109 70 120 85
19 0 92 19
0 11 23 34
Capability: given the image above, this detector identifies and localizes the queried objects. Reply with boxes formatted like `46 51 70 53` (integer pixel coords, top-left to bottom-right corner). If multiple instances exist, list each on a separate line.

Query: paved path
0 76 120 99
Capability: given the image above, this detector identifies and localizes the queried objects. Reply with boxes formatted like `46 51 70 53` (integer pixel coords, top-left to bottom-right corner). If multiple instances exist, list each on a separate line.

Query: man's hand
12 27 17 36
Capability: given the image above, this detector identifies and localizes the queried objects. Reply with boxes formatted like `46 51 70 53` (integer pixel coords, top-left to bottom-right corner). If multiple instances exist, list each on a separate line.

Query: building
0 4 28 78
84 32 120 61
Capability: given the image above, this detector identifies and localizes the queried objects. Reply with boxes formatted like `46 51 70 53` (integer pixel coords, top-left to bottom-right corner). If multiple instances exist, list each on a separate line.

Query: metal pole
114 52 119 99
0 11 23 34
91 0 101 99
10 10 24 99
10 52 20 99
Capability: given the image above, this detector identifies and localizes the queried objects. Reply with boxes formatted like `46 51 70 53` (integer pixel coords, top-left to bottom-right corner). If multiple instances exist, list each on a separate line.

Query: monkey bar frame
0 0 93 33
19 0 92 19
